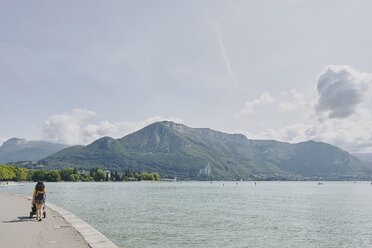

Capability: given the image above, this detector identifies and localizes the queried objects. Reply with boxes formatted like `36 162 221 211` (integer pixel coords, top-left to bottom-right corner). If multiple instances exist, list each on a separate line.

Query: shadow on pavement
2 216 35 223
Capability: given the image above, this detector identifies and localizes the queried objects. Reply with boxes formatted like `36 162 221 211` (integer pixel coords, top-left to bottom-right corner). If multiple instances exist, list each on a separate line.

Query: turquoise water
2 181 372 247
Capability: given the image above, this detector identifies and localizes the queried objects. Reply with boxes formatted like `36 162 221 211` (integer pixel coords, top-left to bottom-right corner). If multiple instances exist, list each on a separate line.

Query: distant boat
317 177 324 185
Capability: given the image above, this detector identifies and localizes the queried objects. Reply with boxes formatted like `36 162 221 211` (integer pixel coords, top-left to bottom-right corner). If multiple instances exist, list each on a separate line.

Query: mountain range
0 138 68 163
28 121 371 180
352 153 372 164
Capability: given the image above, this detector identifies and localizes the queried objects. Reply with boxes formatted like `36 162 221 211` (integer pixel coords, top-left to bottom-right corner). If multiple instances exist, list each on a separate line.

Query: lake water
2 181 372 247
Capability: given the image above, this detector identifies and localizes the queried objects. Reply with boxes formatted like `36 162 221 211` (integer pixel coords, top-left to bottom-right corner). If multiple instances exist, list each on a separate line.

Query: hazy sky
1 0 372 153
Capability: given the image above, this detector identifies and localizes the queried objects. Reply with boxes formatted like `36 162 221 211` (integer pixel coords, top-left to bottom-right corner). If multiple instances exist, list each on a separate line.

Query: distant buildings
198 162 212 176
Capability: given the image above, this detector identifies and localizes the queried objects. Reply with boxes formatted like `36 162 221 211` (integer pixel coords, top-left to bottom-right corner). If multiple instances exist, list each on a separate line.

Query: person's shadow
2 216 34 223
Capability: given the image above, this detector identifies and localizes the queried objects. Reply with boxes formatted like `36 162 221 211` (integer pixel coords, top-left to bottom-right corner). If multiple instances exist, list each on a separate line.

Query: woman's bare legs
36 203 42 221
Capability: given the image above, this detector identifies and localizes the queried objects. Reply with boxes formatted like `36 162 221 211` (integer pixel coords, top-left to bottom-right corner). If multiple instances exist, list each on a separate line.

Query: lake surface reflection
2 181 372 247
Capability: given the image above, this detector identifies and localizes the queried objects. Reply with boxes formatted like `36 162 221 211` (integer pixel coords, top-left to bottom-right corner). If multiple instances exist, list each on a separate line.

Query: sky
1 0 372 153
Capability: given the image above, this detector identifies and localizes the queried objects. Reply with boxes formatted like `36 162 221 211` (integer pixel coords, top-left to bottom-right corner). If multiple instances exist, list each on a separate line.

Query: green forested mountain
0 138 68 163
37 121 372 180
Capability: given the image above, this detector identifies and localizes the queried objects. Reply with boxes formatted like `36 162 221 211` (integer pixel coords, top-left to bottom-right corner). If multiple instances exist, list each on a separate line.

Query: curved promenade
0 192 119 248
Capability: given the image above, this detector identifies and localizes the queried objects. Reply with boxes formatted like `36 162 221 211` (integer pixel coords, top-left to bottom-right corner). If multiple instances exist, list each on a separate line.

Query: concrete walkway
0 192 119 248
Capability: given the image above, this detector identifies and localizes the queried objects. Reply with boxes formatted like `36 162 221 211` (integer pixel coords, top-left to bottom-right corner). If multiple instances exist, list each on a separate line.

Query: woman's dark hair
35 181 45 191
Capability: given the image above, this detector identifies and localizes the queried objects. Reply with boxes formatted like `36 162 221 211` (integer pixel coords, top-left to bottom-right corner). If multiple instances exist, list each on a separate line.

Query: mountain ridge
0 138 68 163
34 121 371 180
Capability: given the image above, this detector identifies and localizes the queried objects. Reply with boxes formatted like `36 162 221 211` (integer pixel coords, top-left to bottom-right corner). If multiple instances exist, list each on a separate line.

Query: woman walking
32 182 46 221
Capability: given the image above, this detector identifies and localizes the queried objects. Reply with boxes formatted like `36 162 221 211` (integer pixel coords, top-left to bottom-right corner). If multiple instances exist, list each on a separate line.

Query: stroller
29 202 46 219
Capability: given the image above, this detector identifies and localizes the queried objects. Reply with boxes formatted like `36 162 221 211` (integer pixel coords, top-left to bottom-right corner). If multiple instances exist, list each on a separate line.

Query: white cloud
236 65 372 153
277 90 307 113
236 90 307 117
256 108 372 153
237 110 372 153
41 108 182 145
235 92 274 117
41 108 97 145
278 102 297 113
315 65 371 119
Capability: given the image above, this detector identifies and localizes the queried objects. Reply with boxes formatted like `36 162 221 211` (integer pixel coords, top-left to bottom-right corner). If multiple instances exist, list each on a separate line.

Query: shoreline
4 192 119 248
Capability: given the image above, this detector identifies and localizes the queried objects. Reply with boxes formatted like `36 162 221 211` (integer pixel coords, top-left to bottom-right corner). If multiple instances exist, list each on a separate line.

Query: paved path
0 192 120 248
0 192 91 248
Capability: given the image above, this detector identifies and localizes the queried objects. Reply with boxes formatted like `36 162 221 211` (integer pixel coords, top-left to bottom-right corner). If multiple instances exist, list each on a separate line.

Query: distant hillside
0 138 68 163
352 153 372 163
37 122 372 180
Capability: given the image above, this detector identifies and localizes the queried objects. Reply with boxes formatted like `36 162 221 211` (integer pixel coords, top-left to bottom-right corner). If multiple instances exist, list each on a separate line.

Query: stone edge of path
13 193 119 248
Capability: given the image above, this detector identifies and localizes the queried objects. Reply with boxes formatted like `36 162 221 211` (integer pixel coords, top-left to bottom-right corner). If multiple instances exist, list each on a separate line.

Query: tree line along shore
0 164 160 182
